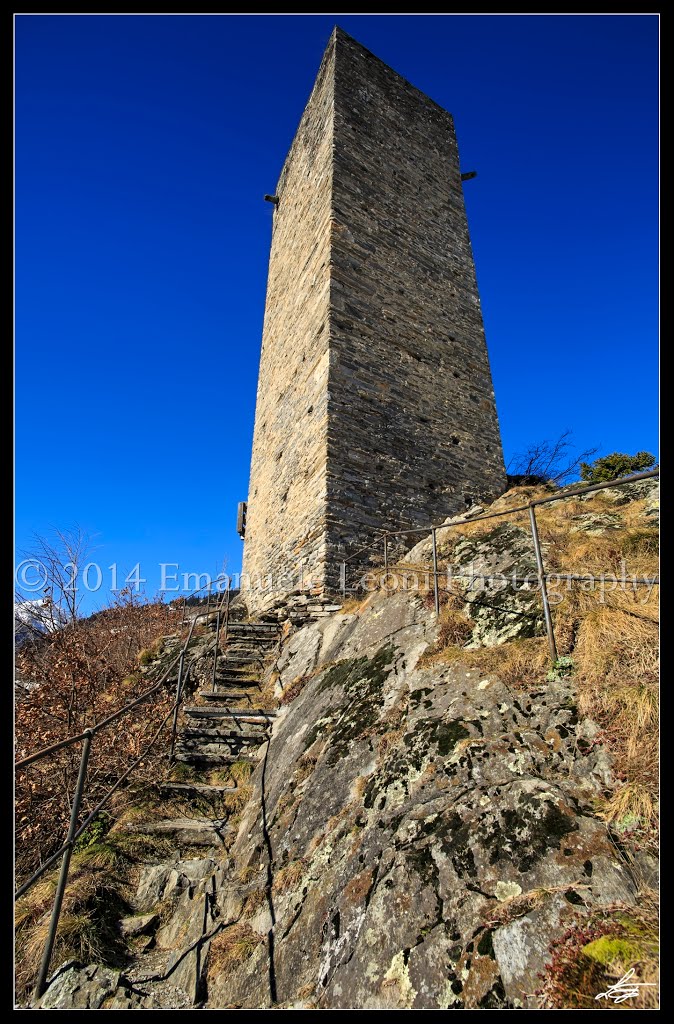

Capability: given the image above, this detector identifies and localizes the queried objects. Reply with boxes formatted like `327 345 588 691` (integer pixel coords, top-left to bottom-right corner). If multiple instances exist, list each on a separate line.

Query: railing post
223 585 231 650
431 528 440 617
528 504 558 664
169 650 186 763
383 535 388 575
211 610 221 692
35 728 94 999
205 587 211 622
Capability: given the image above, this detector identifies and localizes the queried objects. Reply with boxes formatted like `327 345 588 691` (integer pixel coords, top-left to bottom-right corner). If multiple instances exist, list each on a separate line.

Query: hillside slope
33 480 658 1009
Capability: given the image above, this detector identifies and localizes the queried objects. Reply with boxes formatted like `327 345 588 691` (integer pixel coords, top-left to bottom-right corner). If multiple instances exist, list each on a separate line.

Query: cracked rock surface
207 592 637 1009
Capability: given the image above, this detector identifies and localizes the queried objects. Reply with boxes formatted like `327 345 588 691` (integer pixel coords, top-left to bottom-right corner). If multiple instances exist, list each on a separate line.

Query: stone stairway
118 618 282 851
174 620 281 768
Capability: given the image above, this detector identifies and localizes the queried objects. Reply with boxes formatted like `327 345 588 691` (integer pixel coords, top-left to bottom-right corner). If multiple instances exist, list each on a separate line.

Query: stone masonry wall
243 28 506 608
241 37 335 604
326 30 505 586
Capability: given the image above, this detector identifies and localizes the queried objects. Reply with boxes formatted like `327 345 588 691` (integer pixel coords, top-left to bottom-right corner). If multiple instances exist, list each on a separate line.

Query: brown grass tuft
574 607 658 686
223 784 253 815
207 923 263 980
273 859 306 896
228 760 254 785
600 782 656 831
377 729 403 759
337 594 374 616
15 866 128 998
419 606 474 664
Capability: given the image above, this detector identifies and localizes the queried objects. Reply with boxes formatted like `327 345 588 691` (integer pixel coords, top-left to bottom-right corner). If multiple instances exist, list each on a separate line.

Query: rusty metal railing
343 469 659 665
15 577 233 999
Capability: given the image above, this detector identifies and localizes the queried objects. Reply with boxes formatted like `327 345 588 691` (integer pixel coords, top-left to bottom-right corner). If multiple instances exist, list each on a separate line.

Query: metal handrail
344 469 659 665
17 578 231 769
15 578 233 998
378 469 660 540
16 649 183 769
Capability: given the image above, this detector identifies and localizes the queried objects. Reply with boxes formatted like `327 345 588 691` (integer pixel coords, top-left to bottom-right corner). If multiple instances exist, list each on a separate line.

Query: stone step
227 628 278 635
219 652 267 662
158 781 237 795
226 627 279 637
180 725 269 741
214 664 263 677
229 624 279 632
217 649 275 661
225 632 279 642
212 680 263 692
126 817 235 846
197 699 261 710
199 688 261 701
175 751 261 766
222 635 278 645
206 683 261 695
227 620 279 628
176 738 263 756
218 643 276 654
203 667 258 675
184 706 276 721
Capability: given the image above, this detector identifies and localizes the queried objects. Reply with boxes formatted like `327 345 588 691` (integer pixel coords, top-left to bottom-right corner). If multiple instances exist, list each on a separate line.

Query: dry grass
295 982 316 1003
259 668 281 709
377 729 403 759
604 683 658 748
15 860 129 998
485 490 658 845
228 760 254 785
273 859 306 895
574 608 658 686
420 606 473 663
485 882 591 929
242 887 267 915
342 868 374 905
279 674 310 706
414 483 659 851
222 783 253 815
234 864 260 886
337 594 374 616
352 774 370 799
434 635 551 689
571 605 658 838
600 783 657 831
207 923 263 980
169 761 199 782
294 754 318 785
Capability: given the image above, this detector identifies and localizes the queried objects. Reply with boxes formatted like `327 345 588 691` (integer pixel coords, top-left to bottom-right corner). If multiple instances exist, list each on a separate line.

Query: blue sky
15 14 659 612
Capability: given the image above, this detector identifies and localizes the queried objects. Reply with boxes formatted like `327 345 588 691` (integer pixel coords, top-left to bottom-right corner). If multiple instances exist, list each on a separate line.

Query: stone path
175 619 280 766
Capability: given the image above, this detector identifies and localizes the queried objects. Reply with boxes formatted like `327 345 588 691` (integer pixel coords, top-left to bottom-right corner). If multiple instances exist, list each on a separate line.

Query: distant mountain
14 599 67 647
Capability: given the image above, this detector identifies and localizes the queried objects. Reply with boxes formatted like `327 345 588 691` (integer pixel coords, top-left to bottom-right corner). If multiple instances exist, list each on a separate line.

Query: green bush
73 812 112 852
546 656 574 682
579 451 656 484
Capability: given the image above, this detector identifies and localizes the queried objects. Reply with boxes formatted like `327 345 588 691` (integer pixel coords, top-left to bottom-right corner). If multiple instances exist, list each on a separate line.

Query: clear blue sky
15 14 659 612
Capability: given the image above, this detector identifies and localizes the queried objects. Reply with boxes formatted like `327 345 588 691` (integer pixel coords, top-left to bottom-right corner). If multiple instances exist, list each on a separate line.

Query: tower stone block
242 28 506 607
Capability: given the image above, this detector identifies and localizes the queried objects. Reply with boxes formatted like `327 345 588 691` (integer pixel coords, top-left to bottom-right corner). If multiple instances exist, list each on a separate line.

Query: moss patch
321 646 396 765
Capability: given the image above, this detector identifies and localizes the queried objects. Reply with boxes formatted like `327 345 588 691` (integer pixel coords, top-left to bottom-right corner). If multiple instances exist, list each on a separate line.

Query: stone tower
242 27 505 608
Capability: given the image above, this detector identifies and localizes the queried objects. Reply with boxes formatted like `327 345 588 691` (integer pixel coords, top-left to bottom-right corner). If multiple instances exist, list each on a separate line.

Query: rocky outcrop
207 591 639 1009
36 855 227 1009
33 480 657 1009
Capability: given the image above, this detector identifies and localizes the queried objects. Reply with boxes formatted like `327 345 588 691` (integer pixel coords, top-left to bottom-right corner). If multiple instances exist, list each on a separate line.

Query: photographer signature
596 969 657 1004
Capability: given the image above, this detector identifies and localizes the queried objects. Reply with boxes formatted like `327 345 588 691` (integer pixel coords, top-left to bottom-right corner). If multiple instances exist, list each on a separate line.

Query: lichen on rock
206 588 642 1009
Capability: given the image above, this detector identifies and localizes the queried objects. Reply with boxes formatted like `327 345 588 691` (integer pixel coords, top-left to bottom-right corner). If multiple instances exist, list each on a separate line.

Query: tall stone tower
242 27 505 608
